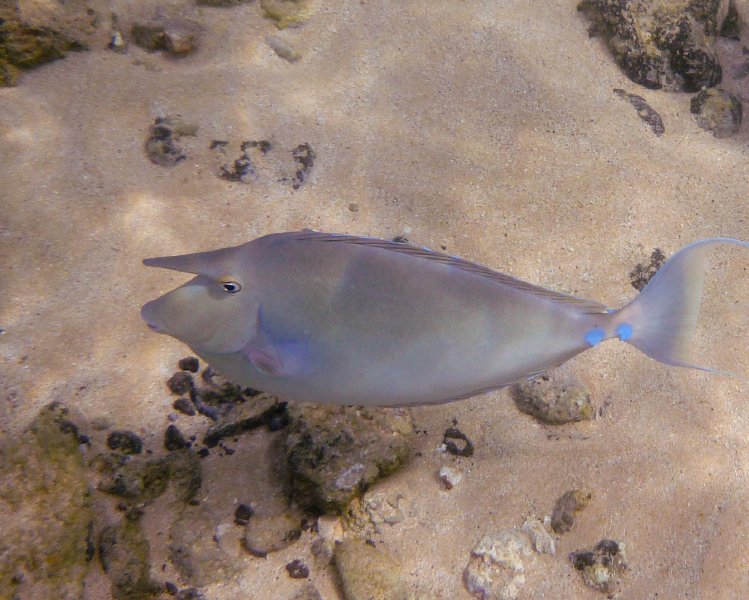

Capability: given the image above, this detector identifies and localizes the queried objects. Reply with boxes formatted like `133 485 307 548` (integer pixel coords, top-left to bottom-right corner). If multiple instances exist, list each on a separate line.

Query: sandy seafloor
1 0 749 598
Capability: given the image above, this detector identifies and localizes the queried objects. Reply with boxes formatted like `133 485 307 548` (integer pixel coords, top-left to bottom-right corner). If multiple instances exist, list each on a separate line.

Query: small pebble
174 397 197 416
107 430 143 455
522 517 555 555
551 489 592 534
285 559 309 579
234 503 254 526
168 372 194 395
167 412 178 422
165 424 189 451
266 35 301 62
439 465 462 489
179 357 200 372
348 202 360 212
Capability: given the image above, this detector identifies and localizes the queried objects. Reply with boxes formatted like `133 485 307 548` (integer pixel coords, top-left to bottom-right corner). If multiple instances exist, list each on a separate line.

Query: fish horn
143 247 235 277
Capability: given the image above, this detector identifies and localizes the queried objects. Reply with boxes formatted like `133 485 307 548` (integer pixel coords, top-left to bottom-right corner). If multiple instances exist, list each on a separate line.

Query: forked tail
614 238 748 372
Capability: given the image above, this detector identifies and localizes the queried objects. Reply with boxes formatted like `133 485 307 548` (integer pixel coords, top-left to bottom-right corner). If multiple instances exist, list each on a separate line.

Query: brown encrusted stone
284 404 414 514
551 489 592 534
578 0 726 92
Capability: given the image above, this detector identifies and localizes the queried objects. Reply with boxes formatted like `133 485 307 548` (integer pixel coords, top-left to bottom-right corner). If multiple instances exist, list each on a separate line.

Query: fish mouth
140 302 166 334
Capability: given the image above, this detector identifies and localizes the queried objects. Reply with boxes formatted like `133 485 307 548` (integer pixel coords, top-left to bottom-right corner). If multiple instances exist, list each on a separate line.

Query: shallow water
1 1 748 598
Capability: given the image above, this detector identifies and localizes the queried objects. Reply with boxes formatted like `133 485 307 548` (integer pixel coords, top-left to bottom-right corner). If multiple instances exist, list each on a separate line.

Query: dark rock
720 0 741 38
234 503 254 525
98 520 162 600
285 404 414 514
286 559 310 579
204 401 288 447
289 143 315 189
168 371 194 395
94 453 170 500
165 425 189 451
131 18 200 56
392 235 409 243
578 0 723 92
107 430 144 454
551 489 592 534
629 248 666 291
179 356 200 373
442 427 474 457
145 117 197 167
174 397 197 416
690 88 743 137
570 539 628 594
94 448 201 503
511 369 594 425
0 403 93 599
613 88 665 136
215 140 272 183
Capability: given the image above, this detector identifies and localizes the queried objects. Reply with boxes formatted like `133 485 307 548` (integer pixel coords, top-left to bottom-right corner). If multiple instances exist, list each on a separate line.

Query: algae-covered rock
578 0 727 92
243 509 304 557
94 448 201 503
690 88 742 137
551 489 592 534
99 519 162 600
261 0 315 29
511 369 594 425
334 539 410 600
285 404 415 514
342 491 406 538
0 402 93 600
170 505 246 586
570 539 628 594
131 18 201 56
0 0 85 87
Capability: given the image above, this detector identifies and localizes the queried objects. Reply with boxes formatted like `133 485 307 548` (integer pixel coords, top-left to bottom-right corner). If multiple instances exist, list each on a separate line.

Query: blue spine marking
616 323 633 341
584 328 605 346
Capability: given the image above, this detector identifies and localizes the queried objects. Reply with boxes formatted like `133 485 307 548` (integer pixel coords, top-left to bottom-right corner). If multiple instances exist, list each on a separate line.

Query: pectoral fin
244 347 284 376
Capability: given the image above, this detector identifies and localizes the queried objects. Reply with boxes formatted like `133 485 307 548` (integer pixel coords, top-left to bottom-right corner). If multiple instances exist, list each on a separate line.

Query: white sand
1 0 748 598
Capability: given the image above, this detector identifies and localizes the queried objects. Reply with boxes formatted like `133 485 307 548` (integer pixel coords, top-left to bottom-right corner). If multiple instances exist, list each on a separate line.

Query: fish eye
217 277 242 293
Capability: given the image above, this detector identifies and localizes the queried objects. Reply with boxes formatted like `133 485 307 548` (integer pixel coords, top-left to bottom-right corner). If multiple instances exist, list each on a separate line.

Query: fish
141 232 748 406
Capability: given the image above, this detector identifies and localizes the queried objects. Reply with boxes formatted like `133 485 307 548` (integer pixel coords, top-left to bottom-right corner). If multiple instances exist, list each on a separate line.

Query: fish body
141 232 748 406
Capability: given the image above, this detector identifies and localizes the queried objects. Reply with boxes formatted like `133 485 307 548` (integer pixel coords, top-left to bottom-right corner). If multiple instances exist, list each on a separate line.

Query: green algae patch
260 0 315 29
0 402 93 600
94 447 202 504
0 0 85 87
99 519 162 600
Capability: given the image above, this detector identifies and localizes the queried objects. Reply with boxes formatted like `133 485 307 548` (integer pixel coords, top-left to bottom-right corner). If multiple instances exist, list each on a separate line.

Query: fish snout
140 301 166 334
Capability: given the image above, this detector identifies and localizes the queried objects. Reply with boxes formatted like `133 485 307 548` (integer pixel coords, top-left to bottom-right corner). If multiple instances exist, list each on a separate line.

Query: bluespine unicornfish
141 232 748 406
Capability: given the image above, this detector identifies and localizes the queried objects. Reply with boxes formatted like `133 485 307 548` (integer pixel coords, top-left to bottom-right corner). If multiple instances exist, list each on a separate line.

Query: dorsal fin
292 231 609 314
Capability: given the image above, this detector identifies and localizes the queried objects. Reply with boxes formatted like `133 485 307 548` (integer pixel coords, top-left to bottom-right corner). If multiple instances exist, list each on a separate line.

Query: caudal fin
615 238 748 372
